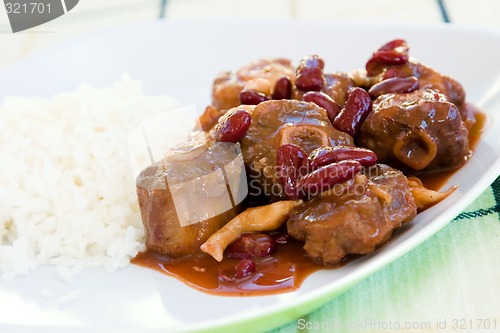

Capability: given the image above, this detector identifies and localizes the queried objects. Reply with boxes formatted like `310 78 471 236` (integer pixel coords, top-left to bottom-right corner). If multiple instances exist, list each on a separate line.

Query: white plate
1 21 500 333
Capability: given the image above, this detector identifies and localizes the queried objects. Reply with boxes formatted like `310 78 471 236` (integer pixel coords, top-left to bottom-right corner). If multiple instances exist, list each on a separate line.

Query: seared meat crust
212 58 294 111
287 164 417 264
358 89 469 173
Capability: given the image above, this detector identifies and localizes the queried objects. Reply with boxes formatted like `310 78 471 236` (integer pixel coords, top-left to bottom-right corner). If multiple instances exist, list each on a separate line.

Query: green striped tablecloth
271 177 500 333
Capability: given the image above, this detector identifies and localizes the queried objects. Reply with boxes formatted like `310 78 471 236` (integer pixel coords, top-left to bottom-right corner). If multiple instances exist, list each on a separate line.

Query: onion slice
201 200 302 262
408 176 457 211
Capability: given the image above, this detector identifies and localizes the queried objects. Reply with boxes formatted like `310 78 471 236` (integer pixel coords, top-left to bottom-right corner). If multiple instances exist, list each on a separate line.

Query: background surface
1 0 500 70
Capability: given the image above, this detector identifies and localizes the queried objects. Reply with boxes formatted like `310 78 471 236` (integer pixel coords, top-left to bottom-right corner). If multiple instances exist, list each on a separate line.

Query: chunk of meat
361 39 474 130
323 72 353 107
393 60 464 105
358 89 470 173
212 56 353 115
136 142 242 257
295 72 353 107
240 99 354 200
287 164 417 264
212 58 295 111
198 105 223 132
366 58 474 130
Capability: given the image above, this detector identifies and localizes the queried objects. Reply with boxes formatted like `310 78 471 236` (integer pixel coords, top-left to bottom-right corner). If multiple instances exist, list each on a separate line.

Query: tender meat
212 56 353 113
136 142 241 257
287 164 417 264
198 105 223 132
240 99 354 200
367 58 475 130
323 72 353 107
294 72 353 107
358 89 470 173
212 58 295 111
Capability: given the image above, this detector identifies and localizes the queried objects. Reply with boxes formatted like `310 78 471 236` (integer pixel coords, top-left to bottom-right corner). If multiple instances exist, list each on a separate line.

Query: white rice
0 75 181 281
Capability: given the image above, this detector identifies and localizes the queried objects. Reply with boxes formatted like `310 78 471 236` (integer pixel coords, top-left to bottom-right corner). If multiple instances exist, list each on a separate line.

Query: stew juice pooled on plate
132 39 485 296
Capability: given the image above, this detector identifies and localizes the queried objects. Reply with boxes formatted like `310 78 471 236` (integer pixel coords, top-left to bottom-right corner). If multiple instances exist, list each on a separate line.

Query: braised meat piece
212 55 353 115
405 60 475 131
294 72 353 107
240 99 354 200
358 89 470 173
136 142 243 257
212 58 295 111
363 39 475 130
287 164 417 264
369 59 465 105
323 72 353 107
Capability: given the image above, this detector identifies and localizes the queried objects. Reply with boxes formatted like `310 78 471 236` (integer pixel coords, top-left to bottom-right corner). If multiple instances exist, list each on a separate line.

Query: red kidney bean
272 77 292 100
366 52 408 76
296 69 324 92
372 50 408 65
330 147 377 166
368 76 419 98
366 39 409 76
298 160 362 197
302 91 341 124
332 87 372 137
276 144 308 199
218 259 256 281
378 39 409 53
213 109 251 143
295 54 325 92
226 233 276 260
239 89 268 105
308 146 378 169
235 259 256 279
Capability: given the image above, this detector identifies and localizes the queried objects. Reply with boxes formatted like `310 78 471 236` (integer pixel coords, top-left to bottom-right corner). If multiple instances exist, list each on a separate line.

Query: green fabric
270 177 500 333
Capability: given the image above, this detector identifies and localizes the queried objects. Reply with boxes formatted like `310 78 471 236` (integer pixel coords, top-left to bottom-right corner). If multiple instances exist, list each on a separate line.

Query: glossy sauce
133 238 336 296
132 110 486 296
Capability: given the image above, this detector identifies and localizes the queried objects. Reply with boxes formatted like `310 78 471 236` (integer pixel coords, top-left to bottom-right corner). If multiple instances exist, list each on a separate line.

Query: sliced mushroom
201 200 302 261
408 176 457 211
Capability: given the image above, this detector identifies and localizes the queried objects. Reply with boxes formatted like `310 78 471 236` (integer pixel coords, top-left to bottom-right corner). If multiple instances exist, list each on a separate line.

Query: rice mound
0 76 181 281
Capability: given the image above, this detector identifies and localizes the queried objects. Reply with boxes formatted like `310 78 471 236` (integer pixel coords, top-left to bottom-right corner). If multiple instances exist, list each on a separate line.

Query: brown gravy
132 110 486 296
133 238 337 296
